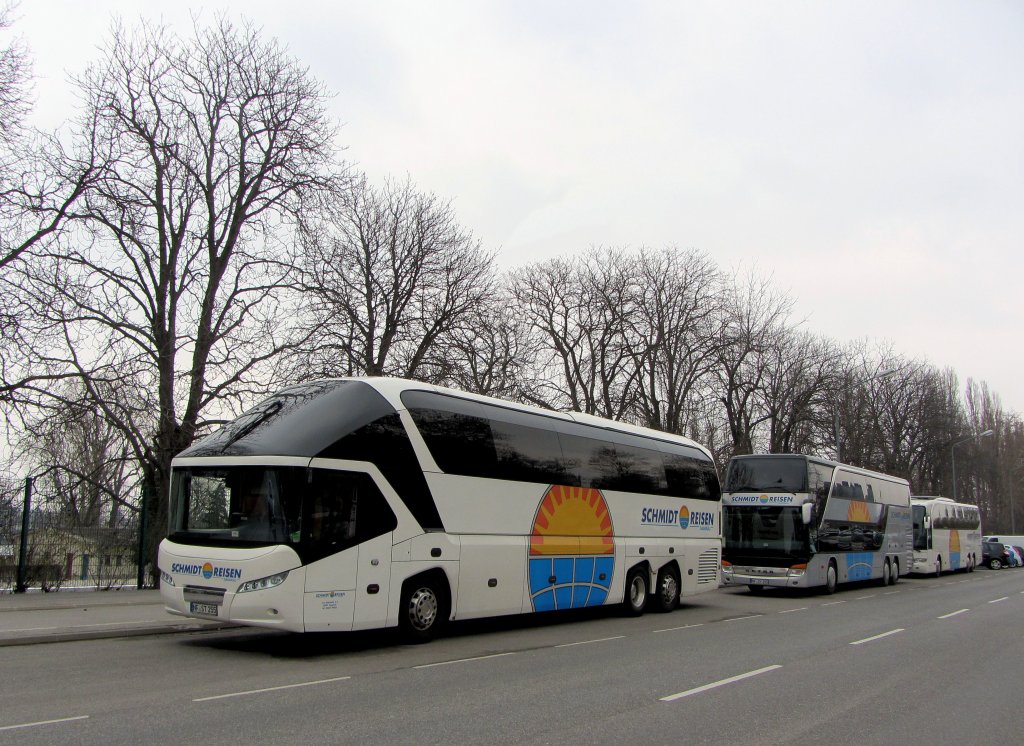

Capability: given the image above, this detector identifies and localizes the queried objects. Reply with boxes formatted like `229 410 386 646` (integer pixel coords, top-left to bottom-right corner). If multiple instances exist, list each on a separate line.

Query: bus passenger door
353 532 393 630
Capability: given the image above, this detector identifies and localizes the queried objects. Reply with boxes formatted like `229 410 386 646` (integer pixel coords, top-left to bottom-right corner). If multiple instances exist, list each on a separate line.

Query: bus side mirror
801 503 814 525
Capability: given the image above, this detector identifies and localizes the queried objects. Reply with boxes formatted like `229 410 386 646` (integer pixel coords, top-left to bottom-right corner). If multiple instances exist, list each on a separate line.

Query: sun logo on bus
846 501 872 523
950 529 961 570
201 562 214 579
528 485 614 612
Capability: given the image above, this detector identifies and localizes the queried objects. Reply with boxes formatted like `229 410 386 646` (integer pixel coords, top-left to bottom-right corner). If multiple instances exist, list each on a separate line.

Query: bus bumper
720 565 808 589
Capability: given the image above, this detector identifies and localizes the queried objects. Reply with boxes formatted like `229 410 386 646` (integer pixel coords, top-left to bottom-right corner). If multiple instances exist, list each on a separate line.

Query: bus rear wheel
653 567 680 612
889 559 899 585
879 559 891 587
400 577 448 644
935 557 942 578
624 566 649 616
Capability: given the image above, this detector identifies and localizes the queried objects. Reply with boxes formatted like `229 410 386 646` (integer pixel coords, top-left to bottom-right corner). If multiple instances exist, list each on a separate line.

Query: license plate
190 602 219 617
749 577 770 585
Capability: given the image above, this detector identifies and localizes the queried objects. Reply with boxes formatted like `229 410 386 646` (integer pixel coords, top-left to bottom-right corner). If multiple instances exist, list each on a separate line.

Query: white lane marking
850 628 904 646
989 597 1009 604
938 609 969 619
413 652 515 669
193 676 351 702
723 614 763 623
884 591 900 595
653 623 703 633
822 601 846 606
778 607 808 614
0 716 90 732
555 635 625 648
855 595 876 600
660 665 783 702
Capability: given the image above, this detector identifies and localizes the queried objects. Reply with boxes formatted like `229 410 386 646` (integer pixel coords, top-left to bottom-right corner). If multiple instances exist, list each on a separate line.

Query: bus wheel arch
623 562 650 616
653 562 681 612
399 569 451 643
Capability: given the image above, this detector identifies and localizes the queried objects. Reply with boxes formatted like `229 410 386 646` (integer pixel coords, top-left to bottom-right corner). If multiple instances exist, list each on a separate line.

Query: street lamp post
951 429 994 502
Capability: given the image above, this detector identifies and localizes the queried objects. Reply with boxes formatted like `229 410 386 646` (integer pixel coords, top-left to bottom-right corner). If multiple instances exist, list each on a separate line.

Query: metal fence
0 475 150 593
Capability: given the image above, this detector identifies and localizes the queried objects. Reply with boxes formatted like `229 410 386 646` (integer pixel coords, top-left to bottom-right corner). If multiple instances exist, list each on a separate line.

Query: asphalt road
2 569 1022 745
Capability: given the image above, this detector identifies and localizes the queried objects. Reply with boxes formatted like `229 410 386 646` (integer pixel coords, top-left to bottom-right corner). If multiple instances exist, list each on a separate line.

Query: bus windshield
723 506 810 560
726 456 808 493
912 504 928 550
168 465 397 560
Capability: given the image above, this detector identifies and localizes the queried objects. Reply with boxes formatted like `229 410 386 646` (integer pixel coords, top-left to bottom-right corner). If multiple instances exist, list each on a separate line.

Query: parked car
1011 546 1024 567
983 541 1012 569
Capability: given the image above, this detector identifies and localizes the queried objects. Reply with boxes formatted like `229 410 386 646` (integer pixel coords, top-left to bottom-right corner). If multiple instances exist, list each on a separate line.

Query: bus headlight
160 570 175 587
787 564 807 577
721 561 733 575
237 571 289 594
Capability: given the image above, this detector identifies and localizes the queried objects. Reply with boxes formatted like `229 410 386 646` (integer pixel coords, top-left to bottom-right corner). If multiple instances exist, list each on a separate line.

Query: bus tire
623 566 649 616
968 555 975 572
747 584 765 594
879 559 891 587
400 575 448 644
935 557 942 578
824 561 838 595
653 566 680 612
889 559 899 585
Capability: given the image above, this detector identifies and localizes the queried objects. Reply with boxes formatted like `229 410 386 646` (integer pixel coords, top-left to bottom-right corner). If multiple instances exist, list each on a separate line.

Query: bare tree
761 330 839 454
17 387 136 528
0 5 98 409
294 175 496 382
510 248 637 419
715 269 794 456
627 247 725 435
16 18 342 580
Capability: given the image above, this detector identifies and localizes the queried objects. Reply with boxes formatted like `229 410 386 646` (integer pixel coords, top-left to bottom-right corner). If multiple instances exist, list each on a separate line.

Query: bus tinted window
304 470 397 564
403 390 719 501
318 412 443 531
726 456 808 493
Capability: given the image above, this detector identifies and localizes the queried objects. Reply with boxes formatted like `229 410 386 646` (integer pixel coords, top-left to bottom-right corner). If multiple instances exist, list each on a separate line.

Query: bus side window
305 472 397 563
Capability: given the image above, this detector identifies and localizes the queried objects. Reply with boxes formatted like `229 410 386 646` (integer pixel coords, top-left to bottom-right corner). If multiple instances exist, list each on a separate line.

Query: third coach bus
721 454 912 593
911 496 982 575
158 378 722 641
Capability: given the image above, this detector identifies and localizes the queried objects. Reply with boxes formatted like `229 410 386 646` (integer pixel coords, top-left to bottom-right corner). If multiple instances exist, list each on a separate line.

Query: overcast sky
12 1 1024 413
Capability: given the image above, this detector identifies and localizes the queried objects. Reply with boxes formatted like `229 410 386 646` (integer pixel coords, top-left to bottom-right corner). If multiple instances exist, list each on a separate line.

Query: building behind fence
0 476 151 593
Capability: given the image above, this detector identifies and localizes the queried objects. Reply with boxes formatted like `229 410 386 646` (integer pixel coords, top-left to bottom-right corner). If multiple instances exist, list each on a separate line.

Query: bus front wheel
879 559 891 587
400 576 448 643
624 566 649 616
824 562 838 595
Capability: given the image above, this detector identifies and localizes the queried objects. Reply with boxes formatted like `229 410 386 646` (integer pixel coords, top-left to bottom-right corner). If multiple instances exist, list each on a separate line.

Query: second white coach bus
158 378 722 640
911 496 982 575
721 454 912 593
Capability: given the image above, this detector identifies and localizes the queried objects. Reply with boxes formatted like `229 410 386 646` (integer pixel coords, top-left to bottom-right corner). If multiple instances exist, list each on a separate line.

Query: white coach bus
158 378 722 641
911 496 982 575
721 454 912 593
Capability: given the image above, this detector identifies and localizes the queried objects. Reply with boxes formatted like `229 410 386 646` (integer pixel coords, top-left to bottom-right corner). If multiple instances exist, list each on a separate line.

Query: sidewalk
0 588 230 647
